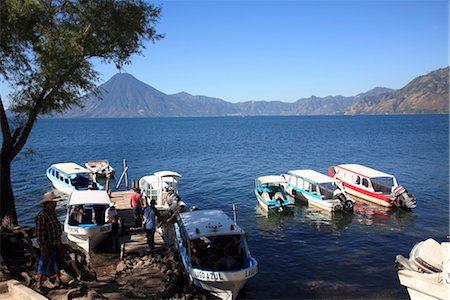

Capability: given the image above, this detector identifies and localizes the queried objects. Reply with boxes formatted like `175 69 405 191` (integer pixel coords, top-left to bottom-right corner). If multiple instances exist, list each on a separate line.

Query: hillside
60 67 449 118
345 67 449 114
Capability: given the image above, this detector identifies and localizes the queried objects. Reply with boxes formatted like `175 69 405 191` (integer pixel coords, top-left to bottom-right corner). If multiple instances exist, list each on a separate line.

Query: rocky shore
0 226 213 299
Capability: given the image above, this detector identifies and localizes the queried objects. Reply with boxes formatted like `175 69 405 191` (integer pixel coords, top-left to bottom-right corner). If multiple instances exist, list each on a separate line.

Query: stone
116 261 127 272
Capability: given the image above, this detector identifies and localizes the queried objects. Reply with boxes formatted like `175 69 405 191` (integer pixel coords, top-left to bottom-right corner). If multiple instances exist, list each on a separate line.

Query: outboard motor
392 185 417 209
277 198 284 212
333 185 354 212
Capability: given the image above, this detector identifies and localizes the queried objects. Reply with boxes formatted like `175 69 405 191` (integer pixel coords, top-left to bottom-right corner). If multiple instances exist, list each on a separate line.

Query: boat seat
262 192 271 201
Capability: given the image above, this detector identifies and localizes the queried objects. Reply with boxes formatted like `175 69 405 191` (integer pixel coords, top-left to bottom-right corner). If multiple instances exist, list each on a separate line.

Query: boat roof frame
256 175 287 185
51 163 91 175
336 164 395 179
288 169 336 184
68 190 111 206
177 209 245 240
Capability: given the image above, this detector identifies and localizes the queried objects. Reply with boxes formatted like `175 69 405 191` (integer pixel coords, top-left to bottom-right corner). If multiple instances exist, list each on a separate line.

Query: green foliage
0 0 163 115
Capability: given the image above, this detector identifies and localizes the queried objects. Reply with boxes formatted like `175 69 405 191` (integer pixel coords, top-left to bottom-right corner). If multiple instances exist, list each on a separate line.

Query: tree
0 0 163 226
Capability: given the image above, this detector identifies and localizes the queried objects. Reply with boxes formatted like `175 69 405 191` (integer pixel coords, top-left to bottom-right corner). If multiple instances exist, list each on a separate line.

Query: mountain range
61 66 449 118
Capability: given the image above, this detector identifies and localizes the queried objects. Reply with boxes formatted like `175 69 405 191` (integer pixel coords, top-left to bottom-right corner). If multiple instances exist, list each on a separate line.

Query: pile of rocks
114 246 212 299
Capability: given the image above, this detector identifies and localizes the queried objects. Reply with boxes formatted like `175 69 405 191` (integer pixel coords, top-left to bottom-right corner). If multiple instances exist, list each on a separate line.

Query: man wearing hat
35 191 66 291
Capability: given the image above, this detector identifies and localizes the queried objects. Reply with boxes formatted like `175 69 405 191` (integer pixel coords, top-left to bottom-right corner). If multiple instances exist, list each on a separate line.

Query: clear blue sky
2 0 449 103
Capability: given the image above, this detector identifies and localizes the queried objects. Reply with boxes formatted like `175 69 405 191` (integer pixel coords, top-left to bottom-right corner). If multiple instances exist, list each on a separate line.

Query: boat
64 190 112 253
85 160 115 177
139 171 181 211
174 209 258 300
328 164 416 209
47 162 104 194
254 175 295 213
395 238 449 299
282 170 354 212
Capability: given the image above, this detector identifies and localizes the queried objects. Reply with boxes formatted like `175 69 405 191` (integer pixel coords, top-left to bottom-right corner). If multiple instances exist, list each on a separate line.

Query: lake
11 114 449 299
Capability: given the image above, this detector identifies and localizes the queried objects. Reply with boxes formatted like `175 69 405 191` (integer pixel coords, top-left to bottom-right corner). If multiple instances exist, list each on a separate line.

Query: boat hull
47 173 77 194
300 192 342 212
342 183 392 207
398 270 449 300
189 262 257 300
64 223 111 253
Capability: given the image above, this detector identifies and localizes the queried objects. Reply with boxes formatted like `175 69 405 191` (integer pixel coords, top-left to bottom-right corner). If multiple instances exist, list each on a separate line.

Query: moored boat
85 160 115 177
175 209 258 300
47 162 104 194
395 238 449 299
328 164 416 209
254 175 295 213
283 169 354 212
139 171 181 211
64 190 112 253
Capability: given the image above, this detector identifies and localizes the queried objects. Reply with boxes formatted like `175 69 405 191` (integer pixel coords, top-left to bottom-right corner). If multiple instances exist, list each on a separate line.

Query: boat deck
110 191 174 255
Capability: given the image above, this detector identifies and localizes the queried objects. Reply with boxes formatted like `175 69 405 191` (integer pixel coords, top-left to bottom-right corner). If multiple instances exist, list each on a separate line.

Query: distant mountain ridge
61 67 449 118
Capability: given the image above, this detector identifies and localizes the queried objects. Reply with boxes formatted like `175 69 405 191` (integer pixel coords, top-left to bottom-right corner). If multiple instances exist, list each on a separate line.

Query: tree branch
11 88 47 158
0 94 13 149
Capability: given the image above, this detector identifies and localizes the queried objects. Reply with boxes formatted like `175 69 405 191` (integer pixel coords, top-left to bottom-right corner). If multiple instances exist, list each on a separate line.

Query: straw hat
39 191 61 205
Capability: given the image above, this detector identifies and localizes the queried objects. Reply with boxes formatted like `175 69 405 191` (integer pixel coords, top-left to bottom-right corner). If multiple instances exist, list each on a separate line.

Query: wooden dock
110 191 169 256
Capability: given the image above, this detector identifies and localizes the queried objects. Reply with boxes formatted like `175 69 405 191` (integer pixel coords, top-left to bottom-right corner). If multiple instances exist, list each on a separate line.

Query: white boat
46 162 103 194
175 209 258 300
254 175 295 213
396 238 450 299
283 170 354 212
85 160 115 177
328 164 416 209
64 190 112 253
139 171 181 211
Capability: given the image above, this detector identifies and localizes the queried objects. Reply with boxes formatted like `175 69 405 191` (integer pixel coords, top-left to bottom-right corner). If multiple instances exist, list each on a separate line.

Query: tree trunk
0 150 18 227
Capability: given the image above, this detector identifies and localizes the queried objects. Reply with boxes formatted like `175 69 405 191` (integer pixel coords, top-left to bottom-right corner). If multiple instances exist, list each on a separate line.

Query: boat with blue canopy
283 169 354 212
47 162 103 194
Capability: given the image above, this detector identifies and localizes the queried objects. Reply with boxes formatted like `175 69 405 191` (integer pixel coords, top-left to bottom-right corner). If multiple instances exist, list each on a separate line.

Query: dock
110 190 172 256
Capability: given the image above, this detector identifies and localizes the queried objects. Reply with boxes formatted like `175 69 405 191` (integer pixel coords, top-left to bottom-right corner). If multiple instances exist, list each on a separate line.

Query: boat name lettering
68 228 79 233
245 267 257 278
192 270 224 281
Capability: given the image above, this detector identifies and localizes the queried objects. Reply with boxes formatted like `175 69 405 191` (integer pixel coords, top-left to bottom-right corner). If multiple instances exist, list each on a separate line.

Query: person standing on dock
130 188 143 228
35 192 66 292
142 199 160 255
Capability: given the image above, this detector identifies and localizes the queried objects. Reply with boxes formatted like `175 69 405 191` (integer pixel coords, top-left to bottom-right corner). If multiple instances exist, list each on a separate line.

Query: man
35 191 66 292
166 195 186 223
130 188 143 228
142 199 160 254
105 202 120 253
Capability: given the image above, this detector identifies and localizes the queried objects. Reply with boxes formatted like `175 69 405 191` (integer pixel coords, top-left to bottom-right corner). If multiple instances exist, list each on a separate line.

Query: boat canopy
68 190 111 206
154 171 181 178
178 210 244 239
288 169 336 184
256 175 286 185
337 164 395 179
51 163 91 175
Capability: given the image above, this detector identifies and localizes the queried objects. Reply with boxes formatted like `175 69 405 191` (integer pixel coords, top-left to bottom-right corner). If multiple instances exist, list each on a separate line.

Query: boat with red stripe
328 164 416 209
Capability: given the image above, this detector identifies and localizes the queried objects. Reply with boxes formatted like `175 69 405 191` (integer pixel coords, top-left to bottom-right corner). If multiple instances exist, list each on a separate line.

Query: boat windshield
318 182 335 199
371 177 395 193
70 174 91 189
67 204 107 226
190 235 246 271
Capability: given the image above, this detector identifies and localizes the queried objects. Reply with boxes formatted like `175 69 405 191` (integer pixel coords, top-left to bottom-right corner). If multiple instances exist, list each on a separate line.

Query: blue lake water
11 114 449 299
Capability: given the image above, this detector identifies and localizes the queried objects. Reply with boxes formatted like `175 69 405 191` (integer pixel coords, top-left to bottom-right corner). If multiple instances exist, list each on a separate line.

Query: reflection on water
294 205 354 232
351 196 416 230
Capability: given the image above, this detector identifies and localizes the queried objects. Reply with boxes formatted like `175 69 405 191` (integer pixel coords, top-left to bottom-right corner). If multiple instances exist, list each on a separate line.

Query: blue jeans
145 228 156 252
37 245 67 276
